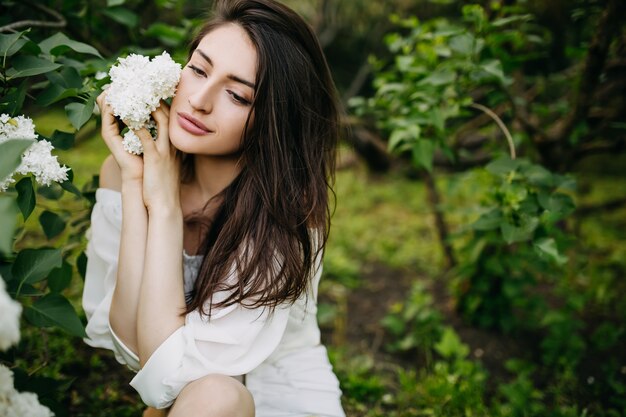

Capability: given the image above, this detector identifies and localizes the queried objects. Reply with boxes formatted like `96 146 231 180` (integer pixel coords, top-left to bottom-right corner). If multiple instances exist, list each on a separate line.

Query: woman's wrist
121 178 143 193
146 200 182 221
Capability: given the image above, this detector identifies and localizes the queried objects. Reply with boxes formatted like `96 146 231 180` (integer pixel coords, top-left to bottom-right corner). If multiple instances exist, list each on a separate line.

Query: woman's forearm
109 179 148 354
137 205 186 366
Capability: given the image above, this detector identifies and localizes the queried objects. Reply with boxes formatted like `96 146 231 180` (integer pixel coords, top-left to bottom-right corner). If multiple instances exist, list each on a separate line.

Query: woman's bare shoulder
99 154 122 192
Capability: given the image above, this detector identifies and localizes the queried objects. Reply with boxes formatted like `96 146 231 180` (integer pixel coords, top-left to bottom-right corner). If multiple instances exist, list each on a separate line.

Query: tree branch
0 2 66 33
573 137 626 161
342 59 371 103
551 0 625 142
470 103 516 159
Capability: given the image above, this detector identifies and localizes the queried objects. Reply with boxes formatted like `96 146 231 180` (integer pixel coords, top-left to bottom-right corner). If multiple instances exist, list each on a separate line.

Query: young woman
81 0 345 416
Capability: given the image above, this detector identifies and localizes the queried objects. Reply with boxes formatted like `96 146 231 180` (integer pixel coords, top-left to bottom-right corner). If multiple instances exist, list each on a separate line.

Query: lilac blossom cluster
0 115 69 192
0 278 54 417
105 52 181 154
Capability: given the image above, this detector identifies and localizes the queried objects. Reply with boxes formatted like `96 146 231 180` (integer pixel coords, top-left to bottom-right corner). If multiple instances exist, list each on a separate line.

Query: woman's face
169 23 257 157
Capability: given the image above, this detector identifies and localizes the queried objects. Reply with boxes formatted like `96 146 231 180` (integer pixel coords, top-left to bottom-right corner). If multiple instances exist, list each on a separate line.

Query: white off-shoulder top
82 188 345 416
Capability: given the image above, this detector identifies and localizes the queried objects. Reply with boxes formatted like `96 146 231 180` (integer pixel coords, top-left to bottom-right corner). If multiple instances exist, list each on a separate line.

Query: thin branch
573 138 626 160
552 0 624 142
470 103 517 159
342 59 371 103
0 3 66 33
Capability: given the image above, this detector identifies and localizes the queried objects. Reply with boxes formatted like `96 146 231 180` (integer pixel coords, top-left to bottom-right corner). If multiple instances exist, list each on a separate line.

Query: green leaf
39 32 102 58
16 177 36 220
36 83 80 106
0 138 34 180
47 130 75 150
486 156 520 175
435 327 469 359
39 210 67 239
395 55 415 72
37 183 64 200
46 66 83 89
59 171 81 197
412 140 435 172
491 14 532 27
24 293 86 338
102 7 139 28
388 130 405 152
539 193 575 216
388 124 420 152
534 237 568 265
0 197 18 255
500 216 539 244
145 23 187 47
12 248 63 285
108 0 126 5
472 209 502 231
449 33 475 55
418 70 456 87
6 56 62 78
523 163 553 186
6 281 41 297
380 314 405 335
467 237 487 263
0 264 13 281
65 96 95 130
77 251 88 281
479 59 505 83
0 32 28 57
0 81 28 115
48 261 73 293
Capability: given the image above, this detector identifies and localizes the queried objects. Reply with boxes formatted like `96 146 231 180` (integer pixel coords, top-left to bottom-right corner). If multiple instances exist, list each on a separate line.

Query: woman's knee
168 374 254 417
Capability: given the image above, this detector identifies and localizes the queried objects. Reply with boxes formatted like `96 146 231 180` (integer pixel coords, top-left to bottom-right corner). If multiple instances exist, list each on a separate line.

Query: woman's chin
169 128 196 153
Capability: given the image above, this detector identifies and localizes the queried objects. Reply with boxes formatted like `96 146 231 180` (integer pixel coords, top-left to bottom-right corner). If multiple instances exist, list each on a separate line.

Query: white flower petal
0 278 21 351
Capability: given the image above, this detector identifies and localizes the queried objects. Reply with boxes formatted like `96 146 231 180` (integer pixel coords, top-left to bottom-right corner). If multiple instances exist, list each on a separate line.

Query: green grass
328 165 444 276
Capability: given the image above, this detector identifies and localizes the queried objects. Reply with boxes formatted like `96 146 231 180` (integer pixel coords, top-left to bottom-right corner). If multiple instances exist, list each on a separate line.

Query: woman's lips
177 112 210 136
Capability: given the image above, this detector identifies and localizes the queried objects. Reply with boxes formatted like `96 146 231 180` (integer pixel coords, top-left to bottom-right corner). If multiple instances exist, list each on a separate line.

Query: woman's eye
228 91 251 106
188 65 206 77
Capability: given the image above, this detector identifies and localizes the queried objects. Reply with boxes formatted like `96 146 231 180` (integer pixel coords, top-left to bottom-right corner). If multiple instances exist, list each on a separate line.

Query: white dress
82 188 345 416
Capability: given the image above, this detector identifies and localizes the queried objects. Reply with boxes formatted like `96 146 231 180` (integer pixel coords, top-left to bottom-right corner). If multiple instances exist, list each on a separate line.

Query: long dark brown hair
182 0 340 316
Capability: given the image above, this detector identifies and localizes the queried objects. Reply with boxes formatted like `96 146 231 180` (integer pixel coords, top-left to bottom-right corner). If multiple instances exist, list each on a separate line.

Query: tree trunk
423 171 456 269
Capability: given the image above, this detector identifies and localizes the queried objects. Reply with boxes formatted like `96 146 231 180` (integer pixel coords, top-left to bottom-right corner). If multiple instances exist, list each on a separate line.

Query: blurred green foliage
1 0 625 416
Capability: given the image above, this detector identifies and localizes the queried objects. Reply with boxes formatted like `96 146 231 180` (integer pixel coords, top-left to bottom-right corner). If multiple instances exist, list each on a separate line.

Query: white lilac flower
16 140 70 186
0 115 38 143
121 130 143 155
0 278 22 351
0 366 54 417
0 115 69 192
0 176 15 192
105 51 181 154
2 391 55 417
0 365 13 395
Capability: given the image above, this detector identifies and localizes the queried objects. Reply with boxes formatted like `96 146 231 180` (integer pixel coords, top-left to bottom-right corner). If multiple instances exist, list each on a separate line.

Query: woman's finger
97 92 128 154
134 127 155 155
151 104 171 153
160 100 170 118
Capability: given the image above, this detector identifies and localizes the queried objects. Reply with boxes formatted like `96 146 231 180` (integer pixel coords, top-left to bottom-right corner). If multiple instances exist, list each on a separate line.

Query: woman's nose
188 83 214 113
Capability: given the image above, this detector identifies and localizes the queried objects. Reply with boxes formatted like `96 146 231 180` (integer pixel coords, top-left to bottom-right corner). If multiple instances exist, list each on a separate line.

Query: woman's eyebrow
195 49 256 89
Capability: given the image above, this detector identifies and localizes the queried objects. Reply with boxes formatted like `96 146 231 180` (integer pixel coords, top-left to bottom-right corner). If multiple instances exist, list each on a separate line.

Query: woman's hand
134 101 181 214
96 91 144 184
